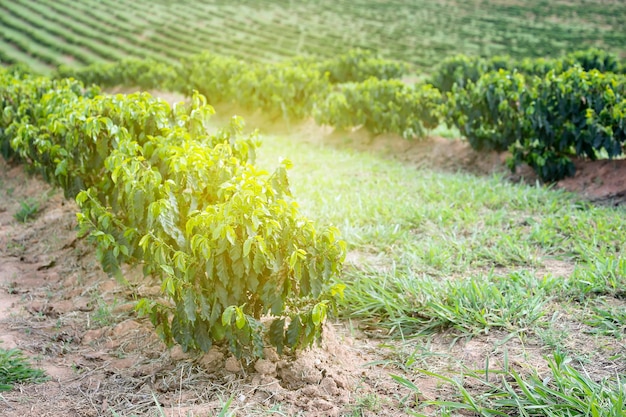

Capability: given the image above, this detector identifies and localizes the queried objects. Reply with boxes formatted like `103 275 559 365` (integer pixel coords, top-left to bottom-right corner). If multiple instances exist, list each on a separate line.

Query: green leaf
311 302 327 326
235 308 246 329
286 315 303 348
193 320 212 352
243 237 253 257
183 288 196 323
222 305 236 327
269 318 285 355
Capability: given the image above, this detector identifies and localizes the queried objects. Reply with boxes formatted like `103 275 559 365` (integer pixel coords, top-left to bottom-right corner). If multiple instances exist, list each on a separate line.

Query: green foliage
405 353 626 416
0 346 48 391
564 48 623 74
509 68 626 181
430 55 489 93
14 198 39 222
177 52 330 121
50 49 407 125
431 48 624 93
316 49 411 84
446 69 527 151
442 57 626 181
76 95 344 358
0 69 345 360
0 71 100 164
315 78 442 139
55 58 178 90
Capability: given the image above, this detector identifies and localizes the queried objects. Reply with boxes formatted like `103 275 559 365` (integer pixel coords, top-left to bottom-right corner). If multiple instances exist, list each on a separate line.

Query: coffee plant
315 78 442 139
56 58 178 90
316 49 411 84
509 68 626 181
431 48 624 93
0 69 346 359
446 69 527 152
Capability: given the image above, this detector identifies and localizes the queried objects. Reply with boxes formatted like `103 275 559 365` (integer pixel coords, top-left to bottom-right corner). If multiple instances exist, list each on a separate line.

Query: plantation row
53 48 626 181
1 0 625 73
0 67 345 359
438 51 626 181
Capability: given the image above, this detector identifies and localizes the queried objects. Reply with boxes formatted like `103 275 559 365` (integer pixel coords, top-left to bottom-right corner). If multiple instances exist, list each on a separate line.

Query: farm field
1 0 626 416
0 0 625 73
0 101 625 415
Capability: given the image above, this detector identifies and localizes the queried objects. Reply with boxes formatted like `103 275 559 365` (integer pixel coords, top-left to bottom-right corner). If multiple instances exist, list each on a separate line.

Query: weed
14 198 39 222
346 393 382 416
584 300 626 339
337 269 547 337
88 297 118 328
0 345 48 391
394 352 626 416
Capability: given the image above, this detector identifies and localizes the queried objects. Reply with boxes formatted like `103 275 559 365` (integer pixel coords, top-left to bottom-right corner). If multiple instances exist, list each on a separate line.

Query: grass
392 352 626 417
13 198 39 223
1 0 625 73
252 129 626 415
0 345 48 391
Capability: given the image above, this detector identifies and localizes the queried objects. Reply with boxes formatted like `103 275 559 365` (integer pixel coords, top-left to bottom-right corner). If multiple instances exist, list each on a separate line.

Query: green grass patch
0 346 48 391
13 198 39 223
397 352 625 416
255 131 626 310
254 130 626 415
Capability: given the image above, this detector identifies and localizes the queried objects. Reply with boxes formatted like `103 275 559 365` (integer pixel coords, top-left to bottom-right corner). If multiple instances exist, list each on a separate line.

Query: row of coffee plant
444 64 626 181
431 47 625 93
54 49 437 136
53 48 626 181
314 78 441 139
0 67 345 359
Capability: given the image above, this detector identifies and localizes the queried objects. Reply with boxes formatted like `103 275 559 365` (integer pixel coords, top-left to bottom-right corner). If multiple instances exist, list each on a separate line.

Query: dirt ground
1 99 625 416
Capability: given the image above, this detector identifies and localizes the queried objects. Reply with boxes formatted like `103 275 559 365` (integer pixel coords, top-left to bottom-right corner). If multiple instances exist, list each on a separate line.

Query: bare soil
1 96 624 416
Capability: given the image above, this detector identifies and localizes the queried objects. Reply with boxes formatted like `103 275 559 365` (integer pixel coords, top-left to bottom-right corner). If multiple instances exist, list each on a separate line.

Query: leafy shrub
445 64 626 181
563 48 623 74
1 69 346 359
0 72 100 164
509 68 626 181
430 55 488 93
55 58 178 90
315 78 442 139
431 48 623 93
175 52 243 102
177 52 329 121
446 69 527 151
316 49 410 84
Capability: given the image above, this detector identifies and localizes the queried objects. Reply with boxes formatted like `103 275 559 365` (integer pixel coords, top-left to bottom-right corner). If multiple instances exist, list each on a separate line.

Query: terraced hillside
1 0 625 73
